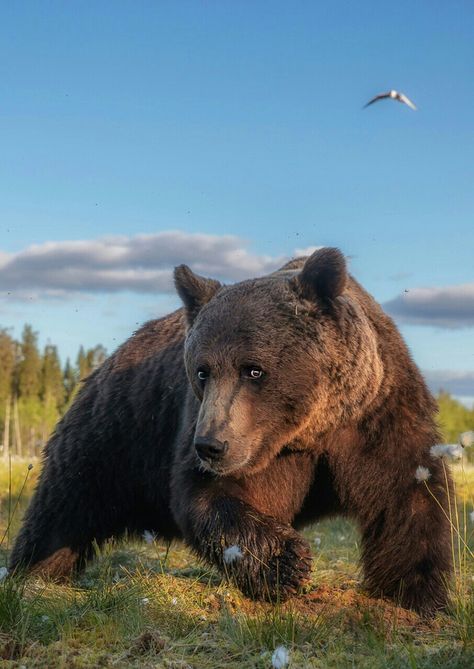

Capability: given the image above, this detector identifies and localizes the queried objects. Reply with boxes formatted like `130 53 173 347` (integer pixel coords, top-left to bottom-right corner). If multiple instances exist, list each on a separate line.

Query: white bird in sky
364 90 417 111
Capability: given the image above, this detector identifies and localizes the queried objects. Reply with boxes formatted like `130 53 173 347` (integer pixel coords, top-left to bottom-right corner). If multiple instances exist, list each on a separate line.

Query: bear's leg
9 467 128 579
334 452 453 615
180 495 311 601
10 493 108 580
10 509 90 580
172 467 313 601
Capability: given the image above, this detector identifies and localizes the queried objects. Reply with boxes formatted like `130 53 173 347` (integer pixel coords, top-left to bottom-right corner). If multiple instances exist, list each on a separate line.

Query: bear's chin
197 455 251 477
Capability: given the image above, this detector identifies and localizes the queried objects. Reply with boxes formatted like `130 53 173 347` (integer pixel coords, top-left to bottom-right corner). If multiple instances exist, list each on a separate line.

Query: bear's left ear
291 247 347 304
174 264 222 325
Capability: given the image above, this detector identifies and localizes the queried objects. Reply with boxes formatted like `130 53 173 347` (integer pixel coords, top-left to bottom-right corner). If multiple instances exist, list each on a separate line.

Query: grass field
0 458 473 668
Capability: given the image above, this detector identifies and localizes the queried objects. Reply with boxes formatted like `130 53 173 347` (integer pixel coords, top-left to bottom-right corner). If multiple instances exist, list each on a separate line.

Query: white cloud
385 284 474 328
423 369 474 398
0 231 288 299
0 251 9 269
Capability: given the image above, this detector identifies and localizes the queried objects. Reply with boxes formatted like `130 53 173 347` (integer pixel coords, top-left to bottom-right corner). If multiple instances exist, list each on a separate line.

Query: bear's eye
197 369 209 382
243 367 264 380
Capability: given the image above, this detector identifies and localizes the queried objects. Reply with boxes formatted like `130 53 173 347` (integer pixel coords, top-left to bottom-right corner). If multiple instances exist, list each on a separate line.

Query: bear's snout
194 435 229 463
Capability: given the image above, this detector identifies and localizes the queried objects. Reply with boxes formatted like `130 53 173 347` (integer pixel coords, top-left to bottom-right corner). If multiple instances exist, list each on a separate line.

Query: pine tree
91 344 107 371
0 329 15 454
63 358 77 405
37 344 64 451
76 344 107 380
0 329 15 404
41 344 65 410
16 324 41 399
15 325 42 456
76 345 88 380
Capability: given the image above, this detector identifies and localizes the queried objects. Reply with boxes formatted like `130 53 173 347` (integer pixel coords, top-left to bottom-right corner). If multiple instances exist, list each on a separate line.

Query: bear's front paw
225 525 312 602
261 531 313 602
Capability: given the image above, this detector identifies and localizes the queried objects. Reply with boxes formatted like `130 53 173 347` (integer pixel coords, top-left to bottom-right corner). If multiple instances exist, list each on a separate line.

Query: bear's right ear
290 247 347 304
174 265 222 325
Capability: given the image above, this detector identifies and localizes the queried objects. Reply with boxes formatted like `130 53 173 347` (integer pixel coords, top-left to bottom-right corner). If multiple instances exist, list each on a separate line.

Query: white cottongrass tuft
171 597 178 605
223 544 243 564
0 567 8 581
272 645 290 668
141 597 149 605
430 443 463 461
460 431 474 448
415 466 431 483
143 530 155 544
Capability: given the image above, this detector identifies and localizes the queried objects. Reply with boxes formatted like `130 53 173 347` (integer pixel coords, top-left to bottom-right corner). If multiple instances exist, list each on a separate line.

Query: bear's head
174 248 384 476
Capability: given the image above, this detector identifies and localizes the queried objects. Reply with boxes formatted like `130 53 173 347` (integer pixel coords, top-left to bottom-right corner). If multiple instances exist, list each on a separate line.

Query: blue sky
1 1 473 401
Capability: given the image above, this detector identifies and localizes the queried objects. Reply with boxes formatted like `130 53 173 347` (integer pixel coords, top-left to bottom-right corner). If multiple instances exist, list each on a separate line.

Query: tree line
0 324 106 458
437 391 474 445
0 324 473 460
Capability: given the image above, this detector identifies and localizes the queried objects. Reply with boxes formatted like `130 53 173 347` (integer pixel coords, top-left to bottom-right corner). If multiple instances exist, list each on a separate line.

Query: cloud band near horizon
1 232 473 332
0 231 288 297
423 370 474 401
384 284 474 329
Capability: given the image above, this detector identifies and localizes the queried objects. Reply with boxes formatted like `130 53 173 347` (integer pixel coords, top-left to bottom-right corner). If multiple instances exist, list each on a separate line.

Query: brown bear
10 248 453 614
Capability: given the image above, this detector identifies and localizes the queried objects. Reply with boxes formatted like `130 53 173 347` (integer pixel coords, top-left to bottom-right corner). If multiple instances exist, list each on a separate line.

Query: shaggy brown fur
10 248 452 615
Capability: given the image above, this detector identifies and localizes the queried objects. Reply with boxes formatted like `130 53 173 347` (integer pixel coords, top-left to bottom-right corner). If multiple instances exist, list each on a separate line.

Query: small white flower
415 466 431 483
41 615 49 622
430 444 463 461
141 597 149 605
143 530 155 544
460 431 474 448
313 537 321 547
171 597 178 605
447 444 463 461
469 511 474 523
430 444 447 458
272 645 290 669
0 567 8 581
223 544 243 564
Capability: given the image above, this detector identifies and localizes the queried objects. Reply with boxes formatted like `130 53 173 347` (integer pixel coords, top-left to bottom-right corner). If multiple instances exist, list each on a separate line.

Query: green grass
0 459 473 668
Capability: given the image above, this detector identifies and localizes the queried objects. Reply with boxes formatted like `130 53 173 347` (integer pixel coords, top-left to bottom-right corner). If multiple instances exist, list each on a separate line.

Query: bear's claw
223 525 312 602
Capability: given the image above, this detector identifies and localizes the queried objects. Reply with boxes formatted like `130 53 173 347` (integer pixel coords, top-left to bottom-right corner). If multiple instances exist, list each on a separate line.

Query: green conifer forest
0 325 106 458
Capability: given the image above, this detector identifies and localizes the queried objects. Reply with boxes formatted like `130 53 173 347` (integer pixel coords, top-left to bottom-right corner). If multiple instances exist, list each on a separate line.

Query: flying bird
364 90 417 111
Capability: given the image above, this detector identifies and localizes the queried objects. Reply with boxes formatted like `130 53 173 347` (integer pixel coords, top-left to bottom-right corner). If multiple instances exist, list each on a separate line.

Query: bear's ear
291 247 347 303
174 264 222 325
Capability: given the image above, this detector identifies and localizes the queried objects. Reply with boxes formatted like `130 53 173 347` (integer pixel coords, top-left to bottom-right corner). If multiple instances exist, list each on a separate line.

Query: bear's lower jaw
197 455 250 477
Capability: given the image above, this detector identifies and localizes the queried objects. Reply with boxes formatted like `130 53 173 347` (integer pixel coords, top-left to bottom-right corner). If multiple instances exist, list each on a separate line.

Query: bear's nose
194 436 229 461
